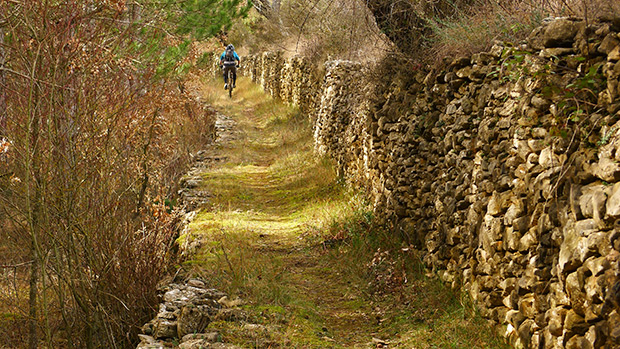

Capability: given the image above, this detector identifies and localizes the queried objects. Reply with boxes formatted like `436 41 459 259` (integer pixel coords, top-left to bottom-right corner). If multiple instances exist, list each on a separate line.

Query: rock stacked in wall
241 17 620 348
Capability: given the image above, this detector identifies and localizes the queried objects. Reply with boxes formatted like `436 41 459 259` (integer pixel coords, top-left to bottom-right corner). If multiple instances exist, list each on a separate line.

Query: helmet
227 44 235 51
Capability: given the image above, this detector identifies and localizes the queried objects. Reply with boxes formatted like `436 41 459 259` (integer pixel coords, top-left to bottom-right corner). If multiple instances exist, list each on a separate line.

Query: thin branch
1 260 34 268
0 67 76 91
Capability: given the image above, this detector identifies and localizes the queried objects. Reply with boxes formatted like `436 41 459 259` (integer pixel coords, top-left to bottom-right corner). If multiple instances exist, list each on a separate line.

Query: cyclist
220 44 240 89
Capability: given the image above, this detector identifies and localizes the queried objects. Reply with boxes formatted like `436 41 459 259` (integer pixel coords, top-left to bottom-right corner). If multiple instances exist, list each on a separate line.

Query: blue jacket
220 50 240 62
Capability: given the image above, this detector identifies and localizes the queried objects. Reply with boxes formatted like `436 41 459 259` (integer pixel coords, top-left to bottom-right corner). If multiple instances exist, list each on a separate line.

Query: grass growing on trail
180 76 508 348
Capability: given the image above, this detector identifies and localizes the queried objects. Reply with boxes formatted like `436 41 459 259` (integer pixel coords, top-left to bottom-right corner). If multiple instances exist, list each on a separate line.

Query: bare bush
234 0 390 62
0 1 216 348
360 0 620 64
429 0 620 64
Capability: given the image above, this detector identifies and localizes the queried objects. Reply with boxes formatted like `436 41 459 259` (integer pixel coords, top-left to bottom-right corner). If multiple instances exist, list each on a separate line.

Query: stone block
137 335 164 349
565 335 593 349
591 157 620 182
513 139 532 161
518 293 537 319
559 219 600 274
549 281 571 308
487 191 513 216
513 216 530 235
566 270 587 315
543 328 563 349
610 310 620 344
177 304 213 338
564 309 589 337
599 33 620 55
585 322 607 348
545 306 567 336
543 19 578 48
579 184 608 219
609 45 620 61
539 148 559 170
517 319 538 346
607 182 620 217
519 228 539 251
480 214 504 252
153 318 177 340
504 199 525 226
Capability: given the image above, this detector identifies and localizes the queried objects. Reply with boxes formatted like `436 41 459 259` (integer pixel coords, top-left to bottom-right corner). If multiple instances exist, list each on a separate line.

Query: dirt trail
179 76 507 348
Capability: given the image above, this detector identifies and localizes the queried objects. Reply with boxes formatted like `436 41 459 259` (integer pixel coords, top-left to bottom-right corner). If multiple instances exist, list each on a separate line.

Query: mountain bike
222 64 238 98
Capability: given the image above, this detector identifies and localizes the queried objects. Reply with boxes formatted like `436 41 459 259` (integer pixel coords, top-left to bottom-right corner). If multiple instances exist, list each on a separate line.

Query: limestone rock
480 214 504 252
609 310 620 344
178 304 212 338
607 182 620 217
181 332 221 343
506 309 526 328
584 256 611 276
544 19 578 48
487 191 513 216
565 335 593 349
519 228 538 251
599 33 620 55
546 306 567 336
579 184 608 220
591 157 620 182
539 147 560 169
566 271 587 315
153 319 177 339
517 319 538 346
137 335 164 349
518 293 537 319
609 45 620 61
564 309 589 336
585 275 605 304
504 200 525 226
558 222 595 274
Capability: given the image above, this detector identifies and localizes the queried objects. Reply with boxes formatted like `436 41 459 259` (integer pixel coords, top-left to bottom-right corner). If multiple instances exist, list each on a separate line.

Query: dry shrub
159 77 217 196
236 0 620 65
0 1 215 348
543 0 620 20
430 0 545 62
232 0 390 62
430 0 620 65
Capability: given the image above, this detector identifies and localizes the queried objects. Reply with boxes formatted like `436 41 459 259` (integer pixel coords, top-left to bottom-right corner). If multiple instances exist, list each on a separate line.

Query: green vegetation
179 77 508 348
495 46 608 145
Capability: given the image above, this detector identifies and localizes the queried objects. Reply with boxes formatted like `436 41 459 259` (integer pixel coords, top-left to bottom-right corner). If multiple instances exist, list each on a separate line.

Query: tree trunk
26 42 43 349
28 99 42 349
28 234 39 349
0 26 6 134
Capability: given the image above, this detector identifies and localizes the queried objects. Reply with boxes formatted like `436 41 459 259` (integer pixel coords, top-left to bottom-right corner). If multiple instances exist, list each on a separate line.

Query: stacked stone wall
239 17 620 348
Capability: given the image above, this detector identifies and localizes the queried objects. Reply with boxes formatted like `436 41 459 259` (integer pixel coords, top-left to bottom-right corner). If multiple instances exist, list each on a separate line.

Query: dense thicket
0 1 248 347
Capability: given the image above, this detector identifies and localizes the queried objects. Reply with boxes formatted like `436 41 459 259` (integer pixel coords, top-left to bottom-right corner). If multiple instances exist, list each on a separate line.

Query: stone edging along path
137 109 250 349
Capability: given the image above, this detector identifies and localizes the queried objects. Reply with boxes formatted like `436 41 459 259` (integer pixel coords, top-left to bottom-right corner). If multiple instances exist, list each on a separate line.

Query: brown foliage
0 1 215 347
363 0 620 65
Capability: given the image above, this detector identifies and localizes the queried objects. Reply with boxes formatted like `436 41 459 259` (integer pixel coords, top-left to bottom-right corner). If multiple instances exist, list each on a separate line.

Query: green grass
179 75 509 348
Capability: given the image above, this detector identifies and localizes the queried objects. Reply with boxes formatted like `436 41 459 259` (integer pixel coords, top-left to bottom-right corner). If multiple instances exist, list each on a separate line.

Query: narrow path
179 76 508 348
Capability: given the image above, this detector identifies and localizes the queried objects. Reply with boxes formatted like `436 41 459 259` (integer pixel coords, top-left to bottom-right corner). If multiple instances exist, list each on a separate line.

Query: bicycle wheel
228 71 233 98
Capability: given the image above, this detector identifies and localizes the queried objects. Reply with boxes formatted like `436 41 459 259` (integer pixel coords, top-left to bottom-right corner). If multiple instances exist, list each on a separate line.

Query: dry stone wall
241 17 620 348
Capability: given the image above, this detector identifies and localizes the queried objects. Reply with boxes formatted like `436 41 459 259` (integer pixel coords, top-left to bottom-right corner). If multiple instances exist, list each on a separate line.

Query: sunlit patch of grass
181 76 508 348
312 204 509 348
